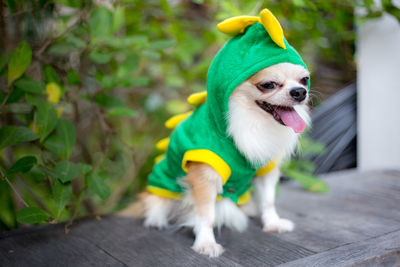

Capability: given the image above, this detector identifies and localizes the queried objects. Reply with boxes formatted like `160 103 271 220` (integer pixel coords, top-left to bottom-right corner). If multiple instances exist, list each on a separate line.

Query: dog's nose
290 87 307 102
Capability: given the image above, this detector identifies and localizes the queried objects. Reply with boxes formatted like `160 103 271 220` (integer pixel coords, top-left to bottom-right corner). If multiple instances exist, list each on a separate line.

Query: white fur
254 167 294 233
227 92 300 166
215 198 248 232
143 194 172 229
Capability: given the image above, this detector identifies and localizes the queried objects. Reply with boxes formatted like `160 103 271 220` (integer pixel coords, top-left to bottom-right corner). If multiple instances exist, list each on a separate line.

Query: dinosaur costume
147 9 309 204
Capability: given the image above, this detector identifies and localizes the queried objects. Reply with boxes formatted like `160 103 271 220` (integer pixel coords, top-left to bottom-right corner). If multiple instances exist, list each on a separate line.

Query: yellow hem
147 186 182 200
148 186 251 205
182 149 231 185
256 160 278 176
237 191 251 205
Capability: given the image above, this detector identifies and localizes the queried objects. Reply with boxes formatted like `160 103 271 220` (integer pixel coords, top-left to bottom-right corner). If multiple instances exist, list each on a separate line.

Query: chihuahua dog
121 62 310 257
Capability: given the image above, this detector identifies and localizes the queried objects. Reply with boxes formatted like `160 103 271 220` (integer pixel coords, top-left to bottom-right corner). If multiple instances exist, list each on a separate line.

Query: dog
120 9 310 257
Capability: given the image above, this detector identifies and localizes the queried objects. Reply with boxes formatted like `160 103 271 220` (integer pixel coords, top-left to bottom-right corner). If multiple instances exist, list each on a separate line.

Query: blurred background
0 0 399 230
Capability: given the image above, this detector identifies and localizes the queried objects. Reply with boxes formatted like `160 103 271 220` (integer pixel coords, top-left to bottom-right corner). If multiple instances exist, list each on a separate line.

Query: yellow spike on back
187 91 207 106
156 137 170 151
165 111 193 129
259 9 286 49
154 154 165 163
217 16 260 35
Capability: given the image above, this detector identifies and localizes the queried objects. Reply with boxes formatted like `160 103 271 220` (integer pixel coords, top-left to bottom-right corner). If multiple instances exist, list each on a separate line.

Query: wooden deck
1 170 400 266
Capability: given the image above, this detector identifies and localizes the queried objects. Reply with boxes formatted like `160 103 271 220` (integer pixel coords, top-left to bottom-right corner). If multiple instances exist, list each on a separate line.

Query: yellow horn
259 9 286 49
217 16 260 35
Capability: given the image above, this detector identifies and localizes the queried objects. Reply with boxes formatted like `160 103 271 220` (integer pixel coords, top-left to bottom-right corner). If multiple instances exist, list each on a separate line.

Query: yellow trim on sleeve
217 16 261 35
156 137 169 151
256 160 278 176
154 154 165 164
259 9 286 49
165 111 193 129
182 149 231 185
187 91 207 106
147 186 182 200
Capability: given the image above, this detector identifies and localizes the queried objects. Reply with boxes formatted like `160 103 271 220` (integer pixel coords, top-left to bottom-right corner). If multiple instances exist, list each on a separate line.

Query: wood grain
1 169 399 266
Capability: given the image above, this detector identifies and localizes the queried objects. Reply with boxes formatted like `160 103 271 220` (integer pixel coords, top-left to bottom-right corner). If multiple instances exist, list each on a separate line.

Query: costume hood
206 9 309 135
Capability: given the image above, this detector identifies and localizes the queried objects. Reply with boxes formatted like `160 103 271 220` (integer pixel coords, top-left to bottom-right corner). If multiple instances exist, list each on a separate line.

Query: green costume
147 9 309 204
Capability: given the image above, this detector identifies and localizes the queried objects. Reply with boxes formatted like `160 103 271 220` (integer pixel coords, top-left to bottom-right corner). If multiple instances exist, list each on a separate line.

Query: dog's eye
300 77 309 86
257 82 277 91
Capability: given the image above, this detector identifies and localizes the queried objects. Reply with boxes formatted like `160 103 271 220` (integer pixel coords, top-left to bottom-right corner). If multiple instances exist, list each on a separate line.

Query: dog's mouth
255 100 306 133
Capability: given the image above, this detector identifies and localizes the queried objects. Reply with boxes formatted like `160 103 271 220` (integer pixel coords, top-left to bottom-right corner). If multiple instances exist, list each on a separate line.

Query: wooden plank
279 229 400 267
69 216 313 266
274 170 400 252
0 170 399 266
68 217 242 266
0 222 127 267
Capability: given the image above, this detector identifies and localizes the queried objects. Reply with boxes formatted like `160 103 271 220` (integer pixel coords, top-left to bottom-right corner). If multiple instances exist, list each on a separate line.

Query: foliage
0 0 398 231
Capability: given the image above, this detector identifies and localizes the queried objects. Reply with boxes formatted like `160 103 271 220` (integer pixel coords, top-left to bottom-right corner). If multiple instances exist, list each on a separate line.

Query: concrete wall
357 13 400 170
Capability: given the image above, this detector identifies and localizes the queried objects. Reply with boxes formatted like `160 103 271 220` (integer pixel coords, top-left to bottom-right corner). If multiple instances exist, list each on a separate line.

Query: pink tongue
275 107 306 133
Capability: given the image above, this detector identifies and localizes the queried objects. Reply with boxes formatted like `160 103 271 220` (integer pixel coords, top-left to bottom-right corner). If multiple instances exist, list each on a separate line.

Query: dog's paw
263 218 294 233
144 216 168 229
192 242 224 257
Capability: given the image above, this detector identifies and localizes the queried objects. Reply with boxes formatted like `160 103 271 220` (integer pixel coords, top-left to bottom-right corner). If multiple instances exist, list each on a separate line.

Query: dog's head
230 62 310 134
227 62 310 164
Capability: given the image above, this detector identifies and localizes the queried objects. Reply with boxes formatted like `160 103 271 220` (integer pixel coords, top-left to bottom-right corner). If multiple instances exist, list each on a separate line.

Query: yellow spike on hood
217 16 260 35
259 8 286 49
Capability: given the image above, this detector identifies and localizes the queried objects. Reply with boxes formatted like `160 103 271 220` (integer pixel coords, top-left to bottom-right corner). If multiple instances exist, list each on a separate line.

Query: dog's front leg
254 167 294 233
186 162 224 257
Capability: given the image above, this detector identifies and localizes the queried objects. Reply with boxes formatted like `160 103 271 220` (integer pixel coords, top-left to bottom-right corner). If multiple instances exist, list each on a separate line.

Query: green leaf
88 173 110 200
8 156 37 175
284 169 329 193
149 39 176 50
89 51 112 64
112 6 125 33
94 93 124 108
44 119 76 159
78 163 92 174
0 53 7 71
26 94 46 107
0 126 39 150
0 87 24 104
142 50 161 60
14 76 46 94
48 42 77 56
55 160 80 183
53 180 72 218
89 7 112 40
43 65 61 85
8 41 32 86
16 207 50 224
123 76 150 87
5 0 16 13
107 107 137 118
66 70 81 85
37 103 58 142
